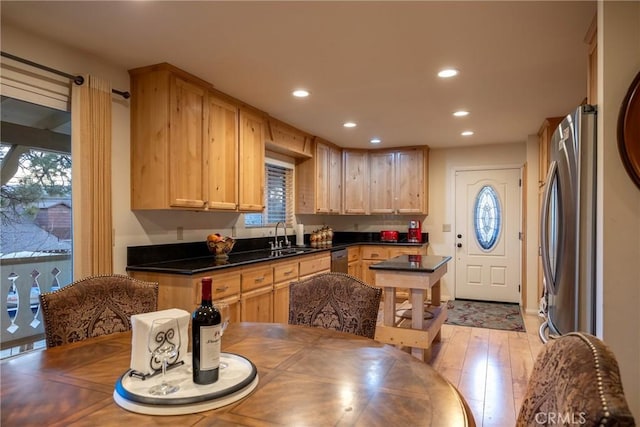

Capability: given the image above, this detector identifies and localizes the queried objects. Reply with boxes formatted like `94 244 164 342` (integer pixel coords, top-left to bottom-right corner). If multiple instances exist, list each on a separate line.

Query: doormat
444 299 525 332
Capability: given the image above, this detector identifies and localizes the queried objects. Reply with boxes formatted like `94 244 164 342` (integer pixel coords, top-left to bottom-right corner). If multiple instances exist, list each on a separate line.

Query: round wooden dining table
1 322 474 426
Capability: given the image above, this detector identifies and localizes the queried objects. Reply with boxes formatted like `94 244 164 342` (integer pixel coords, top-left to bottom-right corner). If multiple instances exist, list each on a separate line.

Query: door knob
457 243 462 248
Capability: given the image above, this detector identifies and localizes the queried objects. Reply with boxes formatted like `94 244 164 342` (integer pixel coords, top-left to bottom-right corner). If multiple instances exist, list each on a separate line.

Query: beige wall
425 143 528 300
597 1 640 417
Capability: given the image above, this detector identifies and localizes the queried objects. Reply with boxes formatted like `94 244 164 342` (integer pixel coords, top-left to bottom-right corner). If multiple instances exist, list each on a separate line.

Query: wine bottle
192 277 221 384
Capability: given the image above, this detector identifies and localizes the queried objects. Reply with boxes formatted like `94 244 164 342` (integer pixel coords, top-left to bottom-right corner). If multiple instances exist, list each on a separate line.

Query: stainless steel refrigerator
539 104 597 342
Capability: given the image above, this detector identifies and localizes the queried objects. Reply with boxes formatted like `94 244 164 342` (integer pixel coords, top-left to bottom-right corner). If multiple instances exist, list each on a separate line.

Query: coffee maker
407 220 422 243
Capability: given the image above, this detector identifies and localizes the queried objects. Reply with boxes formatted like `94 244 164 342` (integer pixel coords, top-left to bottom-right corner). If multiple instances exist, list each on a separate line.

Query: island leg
411 287 426 361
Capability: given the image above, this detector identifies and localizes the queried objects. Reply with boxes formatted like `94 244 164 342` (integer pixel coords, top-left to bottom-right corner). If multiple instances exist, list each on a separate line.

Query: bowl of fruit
206 233 236 259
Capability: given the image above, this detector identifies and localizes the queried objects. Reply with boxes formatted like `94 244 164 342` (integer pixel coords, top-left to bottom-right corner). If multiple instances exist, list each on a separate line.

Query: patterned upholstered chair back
39 274 158 348
288 272 382 339
517 332 635 426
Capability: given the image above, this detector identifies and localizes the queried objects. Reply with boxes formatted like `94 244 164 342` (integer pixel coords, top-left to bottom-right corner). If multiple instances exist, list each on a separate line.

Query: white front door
454 168 521 303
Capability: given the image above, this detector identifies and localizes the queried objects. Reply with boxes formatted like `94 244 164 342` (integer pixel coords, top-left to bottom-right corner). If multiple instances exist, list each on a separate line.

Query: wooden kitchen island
370 254 452 361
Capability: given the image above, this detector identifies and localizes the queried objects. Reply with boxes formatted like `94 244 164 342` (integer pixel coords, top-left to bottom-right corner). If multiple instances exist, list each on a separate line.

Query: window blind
245 162 294 227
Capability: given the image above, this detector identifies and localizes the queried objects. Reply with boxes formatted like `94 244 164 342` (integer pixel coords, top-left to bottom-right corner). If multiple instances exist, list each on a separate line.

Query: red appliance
407 220 422 243
380 230 399 242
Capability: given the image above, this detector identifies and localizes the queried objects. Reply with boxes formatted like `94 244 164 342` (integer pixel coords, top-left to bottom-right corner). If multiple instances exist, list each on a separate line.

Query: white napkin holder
130 308 190 376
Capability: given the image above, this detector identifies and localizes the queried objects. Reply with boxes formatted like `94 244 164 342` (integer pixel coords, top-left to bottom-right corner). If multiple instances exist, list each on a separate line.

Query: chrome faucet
272 221 290 250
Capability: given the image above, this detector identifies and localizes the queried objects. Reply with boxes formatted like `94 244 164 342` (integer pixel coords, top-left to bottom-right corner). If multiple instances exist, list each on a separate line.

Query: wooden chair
39 274 158 348
517 332 635 426
288 272 382 339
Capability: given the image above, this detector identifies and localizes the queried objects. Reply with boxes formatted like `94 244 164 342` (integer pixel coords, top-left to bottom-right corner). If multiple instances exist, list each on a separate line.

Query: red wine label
199 324 221 370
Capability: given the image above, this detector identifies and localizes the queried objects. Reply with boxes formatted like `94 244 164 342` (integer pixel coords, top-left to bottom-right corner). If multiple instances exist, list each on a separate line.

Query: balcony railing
0 253 72 350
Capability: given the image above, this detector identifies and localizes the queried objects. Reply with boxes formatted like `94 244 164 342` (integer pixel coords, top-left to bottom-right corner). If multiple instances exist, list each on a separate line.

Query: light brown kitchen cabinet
128 269 241 322
130 63 264 212
347 246 361 279
342 150 369 214
240 264 273 322
273 260 299 323
360 245 428 296
129 63 211 210
316 141 343 214
537 117 563 188
369 148 427 214
238 109 266 211
585 14 597 105
360 246 389 285
206 94 239 210
368 151 395 214
296 139 342 214
298 252 331 280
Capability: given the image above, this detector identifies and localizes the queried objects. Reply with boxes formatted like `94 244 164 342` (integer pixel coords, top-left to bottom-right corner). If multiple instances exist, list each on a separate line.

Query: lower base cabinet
129 252 331 324
240 286 273 323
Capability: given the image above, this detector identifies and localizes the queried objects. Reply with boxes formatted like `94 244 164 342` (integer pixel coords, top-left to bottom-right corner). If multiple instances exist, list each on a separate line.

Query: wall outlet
177 226 184 240
442 224 451 232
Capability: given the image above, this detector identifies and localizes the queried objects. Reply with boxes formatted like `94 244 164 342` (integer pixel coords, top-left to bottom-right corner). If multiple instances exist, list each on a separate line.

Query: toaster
380 230 399 242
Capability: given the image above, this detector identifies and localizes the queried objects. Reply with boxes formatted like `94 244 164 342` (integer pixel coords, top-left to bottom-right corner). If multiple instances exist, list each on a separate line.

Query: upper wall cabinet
342 150 369 214
206 94 239 210
130 63 211 210
129 63 265 212
316 141 342 214
369 147 428 214
238 109 266 211
295 138 342 214
537 117 563 189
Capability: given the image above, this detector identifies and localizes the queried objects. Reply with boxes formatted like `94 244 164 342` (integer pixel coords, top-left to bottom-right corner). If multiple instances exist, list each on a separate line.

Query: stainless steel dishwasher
330 248 348 273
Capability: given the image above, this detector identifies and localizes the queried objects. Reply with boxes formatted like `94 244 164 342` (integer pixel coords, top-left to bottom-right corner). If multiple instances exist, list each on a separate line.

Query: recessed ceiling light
343 122 357 128
461 130 474 136
292 89 310 98
438 68 459 78
453 110 469 117
370 137 381 144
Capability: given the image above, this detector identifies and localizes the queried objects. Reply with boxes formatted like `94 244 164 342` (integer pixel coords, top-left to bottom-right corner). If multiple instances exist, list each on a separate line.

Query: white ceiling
1 1 597 149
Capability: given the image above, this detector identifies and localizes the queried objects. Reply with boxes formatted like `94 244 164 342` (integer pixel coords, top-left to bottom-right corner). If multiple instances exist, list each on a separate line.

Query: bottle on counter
192 277 221 384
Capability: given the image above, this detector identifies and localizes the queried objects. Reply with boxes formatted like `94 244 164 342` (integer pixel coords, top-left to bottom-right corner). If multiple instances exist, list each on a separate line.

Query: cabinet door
343 150 369 214
328 147 342 213
369 151 395 214
395 149 425 214
241 286 273 322
206 95 238 210
360 259 379 286
348 261 360 279
273 282 291 324
168 76 207 208
315 143 343 214
315 143 331 213
238 109 265 211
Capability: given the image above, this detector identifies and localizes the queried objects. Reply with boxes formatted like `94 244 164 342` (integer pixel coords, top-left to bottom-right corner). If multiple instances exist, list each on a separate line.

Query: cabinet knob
457 243 462 248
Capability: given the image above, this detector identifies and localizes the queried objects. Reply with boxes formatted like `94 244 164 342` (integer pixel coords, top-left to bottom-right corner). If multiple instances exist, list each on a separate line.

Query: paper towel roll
296 224 304 246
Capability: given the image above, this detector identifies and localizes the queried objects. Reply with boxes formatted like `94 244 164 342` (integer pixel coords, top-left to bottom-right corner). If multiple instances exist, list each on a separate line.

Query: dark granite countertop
369 254 451 273
126 232 429 275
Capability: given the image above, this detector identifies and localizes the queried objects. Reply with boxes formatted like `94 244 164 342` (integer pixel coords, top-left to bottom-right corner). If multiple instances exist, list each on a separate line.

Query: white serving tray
113 352 258 415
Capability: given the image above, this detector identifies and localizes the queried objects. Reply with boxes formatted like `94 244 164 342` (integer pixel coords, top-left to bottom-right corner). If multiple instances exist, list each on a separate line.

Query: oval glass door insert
474 185 501 251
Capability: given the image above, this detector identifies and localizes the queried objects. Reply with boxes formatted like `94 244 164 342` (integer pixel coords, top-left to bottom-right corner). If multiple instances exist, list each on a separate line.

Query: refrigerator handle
540 160 557 294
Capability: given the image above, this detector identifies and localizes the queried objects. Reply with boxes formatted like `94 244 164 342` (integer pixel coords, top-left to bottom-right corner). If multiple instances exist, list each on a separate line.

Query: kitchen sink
269 248 309 257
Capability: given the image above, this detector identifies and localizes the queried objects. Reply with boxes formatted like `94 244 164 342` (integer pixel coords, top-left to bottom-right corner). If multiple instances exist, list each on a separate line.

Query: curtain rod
1 51 130 99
